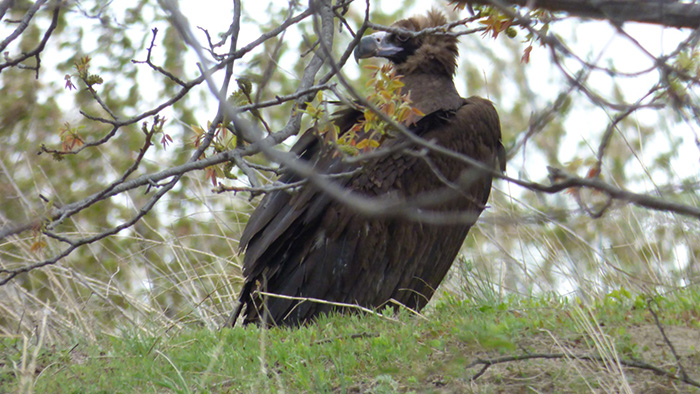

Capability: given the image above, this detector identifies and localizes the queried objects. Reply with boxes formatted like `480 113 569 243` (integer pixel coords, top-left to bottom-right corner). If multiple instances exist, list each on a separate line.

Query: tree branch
462 0 700 29
466 351 700 388
0 0 60 77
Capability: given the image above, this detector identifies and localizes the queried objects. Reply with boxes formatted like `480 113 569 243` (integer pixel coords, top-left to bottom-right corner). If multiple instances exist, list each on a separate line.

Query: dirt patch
460 325 700 393
337 324 700 393
627 324 700 360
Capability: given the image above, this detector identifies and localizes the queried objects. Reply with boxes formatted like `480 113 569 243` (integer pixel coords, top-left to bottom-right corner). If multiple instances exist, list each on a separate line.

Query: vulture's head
354 10 458 76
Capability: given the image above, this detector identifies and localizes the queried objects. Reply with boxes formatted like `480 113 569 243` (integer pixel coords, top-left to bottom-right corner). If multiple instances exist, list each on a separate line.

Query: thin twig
312 332 379 345
647 299 696 384
466 352 700 388
255 291 400 323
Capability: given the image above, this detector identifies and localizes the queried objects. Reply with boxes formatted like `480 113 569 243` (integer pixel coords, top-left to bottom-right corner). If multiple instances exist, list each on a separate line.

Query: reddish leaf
586 166 600 178
206 167 218 186
521 45 533 64
161 134 173 150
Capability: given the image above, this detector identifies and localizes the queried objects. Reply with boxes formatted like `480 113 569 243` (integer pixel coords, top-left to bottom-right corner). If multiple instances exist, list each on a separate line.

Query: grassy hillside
2 288 699 393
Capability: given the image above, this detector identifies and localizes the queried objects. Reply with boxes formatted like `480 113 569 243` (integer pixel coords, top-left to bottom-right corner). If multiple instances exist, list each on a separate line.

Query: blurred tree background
1 0 699 342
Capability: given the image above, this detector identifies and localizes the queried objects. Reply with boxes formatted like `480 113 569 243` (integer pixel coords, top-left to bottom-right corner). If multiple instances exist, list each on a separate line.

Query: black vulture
231 10 505 327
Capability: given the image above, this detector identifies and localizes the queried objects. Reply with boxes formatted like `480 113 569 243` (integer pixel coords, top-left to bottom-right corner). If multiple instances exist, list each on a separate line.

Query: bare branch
131 28 188 87
466 351 700 388
647 299 694 384
0 0 47 53
0 0 60 77
465 0 700 29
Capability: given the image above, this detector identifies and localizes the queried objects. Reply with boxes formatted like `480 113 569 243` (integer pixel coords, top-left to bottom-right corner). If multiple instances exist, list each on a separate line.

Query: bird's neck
400 73 463 117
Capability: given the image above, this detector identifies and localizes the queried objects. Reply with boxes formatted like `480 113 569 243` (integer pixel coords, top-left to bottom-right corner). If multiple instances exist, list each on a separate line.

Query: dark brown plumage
231 10 505 327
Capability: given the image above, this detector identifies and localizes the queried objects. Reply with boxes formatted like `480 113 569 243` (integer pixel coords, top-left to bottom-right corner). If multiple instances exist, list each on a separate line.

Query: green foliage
73 56 104 89
347 64 423 151
304 64 422 156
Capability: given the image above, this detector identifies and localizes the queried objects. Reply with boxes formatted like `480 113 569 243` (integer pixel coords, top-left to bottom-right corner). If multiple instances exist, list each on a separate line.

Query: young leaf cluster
306 64 423 157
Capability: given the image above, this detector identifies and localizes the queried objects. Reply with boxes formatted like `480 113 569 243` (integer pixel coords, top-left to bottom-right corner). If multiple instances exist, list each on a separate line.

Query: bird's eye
395 33 410 42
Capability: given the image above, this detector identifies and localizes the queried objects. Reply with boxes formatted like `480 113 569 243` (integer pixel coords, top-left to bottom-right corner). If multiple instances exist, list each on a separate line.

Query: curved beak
353 32 403 62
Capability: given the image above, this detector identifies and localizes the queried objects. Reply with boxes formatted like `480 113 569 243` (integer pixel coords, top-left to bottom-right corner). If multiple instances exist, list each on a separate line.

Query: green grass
2 288 699 393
